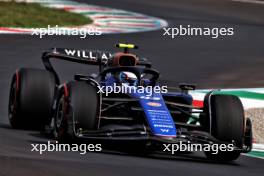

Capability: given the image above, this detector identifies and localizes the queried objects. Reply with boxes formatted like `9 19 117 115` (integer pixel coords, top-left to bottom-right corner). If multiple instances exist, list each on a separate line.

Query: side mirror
179 83 196 93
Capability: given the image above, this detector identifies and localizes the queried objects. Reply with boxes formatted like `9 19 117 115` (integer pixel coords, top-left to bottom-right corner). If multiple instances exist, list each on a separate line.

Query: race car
8 43 252 161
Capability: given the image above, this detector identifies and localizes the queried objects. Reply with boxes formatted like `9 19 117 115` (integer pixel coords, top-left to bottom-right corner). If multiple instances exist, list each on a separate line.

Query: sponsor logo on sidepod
147 102 162 107
140 96 161 101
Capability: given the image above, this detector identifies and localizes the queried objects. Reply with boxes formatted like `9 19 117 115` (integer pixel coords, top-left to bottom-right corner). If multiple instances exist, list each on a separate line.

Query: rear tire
8 68 56 129
54 81 100 142
202 94 244 161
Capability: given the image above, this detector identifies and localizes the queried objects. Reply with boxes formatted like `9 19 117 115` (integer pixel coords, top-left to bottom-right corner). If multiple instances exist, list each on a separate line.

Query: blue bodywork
130 89 177 137
102 73 193 137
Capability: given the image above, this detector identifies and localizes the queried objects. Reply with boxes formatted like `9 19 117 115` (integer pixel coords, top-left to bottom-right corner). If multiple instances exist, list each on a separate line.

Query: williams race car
8 43 252 161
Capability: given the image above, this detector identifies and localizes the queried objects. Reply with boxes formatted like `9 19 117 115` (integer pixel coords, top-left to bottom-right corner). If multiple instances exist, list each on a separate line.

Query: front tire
54 81 100 142
202 94 244 161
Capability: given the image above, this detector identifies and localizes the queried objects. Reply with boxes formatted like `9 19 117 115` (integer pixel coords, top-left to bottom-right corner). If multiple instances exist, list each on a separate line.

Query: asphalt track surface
0 0 264 175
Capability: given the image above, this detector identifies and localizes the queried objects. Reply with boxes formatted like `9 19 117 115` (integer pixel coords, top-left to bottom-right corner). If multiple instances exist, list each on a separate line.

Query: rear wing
42 47 152 84
42 48 112 66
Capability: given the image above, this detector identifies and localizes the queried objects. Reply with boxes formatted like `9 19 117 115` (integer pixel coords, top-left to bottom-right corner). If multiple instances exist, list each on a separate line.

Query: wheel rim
55 95 67 139
56 97 64 128
8 78 18 122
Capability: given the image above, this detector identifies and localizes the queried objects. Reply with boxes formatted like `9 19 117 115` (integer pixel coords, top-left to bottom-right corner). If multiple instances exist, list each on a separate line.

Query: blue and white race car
8 43 252 161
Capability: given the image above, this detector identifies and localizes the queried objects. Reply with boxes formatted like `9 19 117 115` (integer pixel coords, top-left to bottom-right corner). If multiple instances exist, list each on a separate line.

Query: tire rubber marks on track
232 0 264 5
0 0 167 34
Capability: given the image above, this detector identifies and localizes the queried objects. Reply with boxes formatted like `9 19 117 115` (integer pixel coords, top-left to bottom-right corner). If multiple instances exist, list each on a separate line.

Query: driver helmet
119 71 137 86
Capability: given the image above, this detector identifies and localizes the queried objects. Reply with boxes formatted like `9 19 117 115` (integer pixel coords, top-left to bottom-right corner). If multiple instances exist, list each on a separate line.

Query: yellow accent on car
116 43 135 49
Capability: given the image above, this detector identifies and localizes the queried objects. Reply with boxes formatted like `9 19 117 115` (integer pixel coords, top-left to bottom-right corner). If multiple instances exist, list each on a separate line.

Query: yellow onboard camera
116 43 138 53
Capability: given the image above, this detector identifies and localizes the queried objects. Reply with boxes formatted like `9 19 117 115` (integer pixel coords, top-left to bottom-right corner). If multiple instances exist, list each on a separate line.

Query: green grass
0 1 92 28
